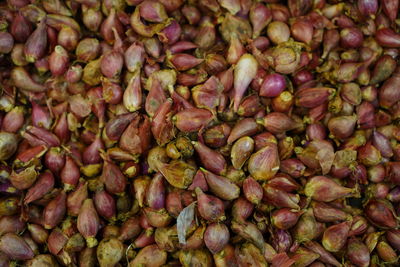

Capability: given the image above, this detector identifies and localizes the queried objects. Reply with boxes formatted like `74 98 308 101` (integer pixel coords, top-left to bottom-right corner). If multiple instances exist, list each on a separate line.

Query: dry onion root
1 0 400 266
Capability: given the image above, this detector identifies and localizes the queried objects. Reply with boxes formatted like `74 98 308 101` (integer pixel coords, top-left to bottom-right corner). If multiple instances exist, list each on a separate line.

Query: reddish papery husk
291 246 320 267
2 106 25 133
82 134 104 165
77 199 100 248
280 158 306 178
60 156 80 191
22 126 60 147
328 115 357 139
67 181 88 216
311 201 349 222
259 73 286 98
47 228 68 255
0 215 25 236
101 158 126 195
304 176 355 202
174 108 213 133
250 3 272 39
203 123 231 148
364 199 398 229
165 191 183 217
248 142 280 181
0 233 34 260
386 229 400 250
195 188 225 222
232 197 254 222
204 223 230 254
53 112 70 144
43 191 66 229
268 174 300 192
372 130 393 158
322 221 351 252
145 78 167 117
31 101 51 130
49 45 69 76
242 176 263 204
376 28 400 47
379 73 400 108
24 171 55 204
120 114 151 155
118 217 141 241
213 244 238 266
100 9 124 44
151 99 176 146
168 53 203 71
257 112 300 134
370 55 396 84
192 75 224 113
358 142 382 167
271 208 303 230
24 19 47 63
347 237 370 267
11 67 46 92
159 20 182 45
11 12 32 43
146 173 166 210
143 207 172 228
237 94 262 117
94 188 116 220
295 87 333 108
227 118 260 144
28 224 48 244
193 142 226 175
293 209 319 243
263 184 300 209
104 112 136 144
304 241 341 267
201 168 240 200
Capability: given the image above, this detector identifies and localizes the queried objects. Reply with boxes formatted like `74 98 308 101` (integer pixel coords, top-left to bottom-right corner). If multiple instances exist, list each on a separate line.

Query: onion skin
322 221 351 252
193 142 227 175
376 28 400 47
0 233 34 260
43 191 66 229
364 199 398 229
195 188 225 222
11 67 46 92
305 176 355 202
24 19 47 63
77 199 100 248
248 142 280 181
204 223 230 254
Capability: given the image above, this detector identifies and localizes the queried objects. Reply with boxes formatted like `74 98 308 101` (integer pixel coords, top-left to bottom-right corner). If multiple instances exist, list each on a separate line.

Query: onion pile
1 0 400 266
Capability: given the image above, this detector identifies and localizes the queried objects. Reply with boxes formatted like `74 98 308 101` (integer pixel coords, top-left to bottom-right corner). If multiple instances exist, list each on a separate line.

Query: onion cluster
1 0 400 266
